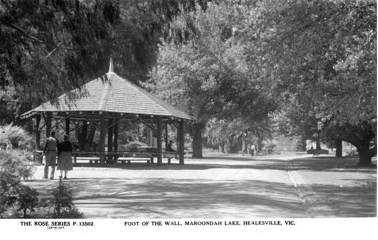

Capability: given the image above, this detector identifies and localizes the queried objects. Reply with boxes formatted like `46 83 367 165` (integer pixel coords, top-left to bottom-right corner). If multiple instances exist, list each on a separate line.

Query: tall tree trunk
357 140 373 166
316 139 321 150
327 122 375 166
357 146 372 166
75 122 88 150
87 125 96 144
192 122 205 158
257 137 263 151
335 140 342 157
80 123 88 147
242 134 247 152
220 141 225 153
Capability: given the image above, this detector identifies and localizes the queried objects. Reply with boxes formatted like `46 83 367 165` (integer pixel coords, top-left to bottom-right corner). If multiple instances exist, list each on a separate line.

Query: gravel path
23 152 376 219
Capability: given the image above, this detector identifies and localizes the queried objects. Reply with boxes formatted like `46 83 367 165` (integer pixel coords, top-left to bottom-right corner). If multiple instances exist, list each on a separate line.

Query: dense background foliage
0 0 376 165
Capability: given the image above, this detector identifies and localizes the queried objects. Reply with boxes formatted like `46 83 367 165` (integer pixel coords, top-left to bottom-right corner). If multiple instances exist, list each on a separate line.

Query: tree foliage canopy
0 0 375 163
243 0 376 126
146 0 376 161
145 1 277 125
0 0 212 121
241 0 377 163
0 0 120 104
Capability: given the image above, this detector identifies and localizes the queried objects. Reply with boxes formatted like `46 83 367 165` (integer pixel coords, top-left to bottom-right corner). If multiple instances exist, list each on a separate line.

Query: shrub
0 150 83 219
0 149 38 218
13 185 39 218
0 150 36 180
0 171 20 217
265 142 277 154
0 172 39 218
49 180 84 219
0 124 35 151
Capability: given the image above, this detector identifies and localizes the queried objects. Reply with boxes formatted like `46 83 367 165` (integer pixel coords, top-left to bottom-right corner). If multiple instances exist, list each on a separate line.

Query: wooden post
157 117 162 165
176 123 179 150
165 124 168 150
336 140 342 157
99 114 106 165
107 118 113 162
65 117 70 136
46 112 52 138
147 128 153 147
114 120 118 153
179 120 185 164
108 118 113 153
35 115 41 150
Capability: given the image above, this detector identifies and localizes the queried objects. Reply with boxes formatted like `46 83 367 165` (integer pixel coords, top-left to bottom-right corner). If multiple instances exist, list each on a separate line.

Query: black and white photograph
0 0 376 239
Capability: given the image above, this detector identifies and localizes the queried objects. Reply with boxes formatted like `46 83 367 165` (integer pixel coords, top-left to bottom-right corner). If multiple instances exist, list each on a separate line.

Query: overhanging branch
3 23 44 44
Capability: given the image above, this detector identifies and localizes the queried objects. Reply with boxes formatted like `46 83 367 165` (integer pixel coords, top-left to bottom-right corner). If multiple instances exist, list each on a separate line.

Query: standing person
43 131 59 179
57 135 73 179
250 144 256 156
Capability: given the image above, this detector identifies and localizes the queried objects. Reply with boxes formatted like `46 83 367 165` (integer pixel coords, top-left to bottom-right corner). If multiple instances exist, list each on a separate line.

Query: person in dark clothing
166 140 175 152
57 135 73 179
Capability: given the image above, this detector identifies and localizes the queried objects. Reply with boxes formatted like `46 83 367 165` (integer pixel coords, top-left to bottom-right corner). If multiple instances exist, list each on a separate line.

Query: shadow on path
40 178 309 218
22 154 376 218
72 156 376 173
24 176 376 218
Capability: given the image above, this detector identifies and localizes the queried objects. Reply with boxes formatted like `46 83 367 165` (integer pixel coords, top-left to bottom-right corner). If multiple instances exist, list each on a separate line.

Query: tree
205 117 274 153
109 0 211 82
145 2 277 157
1 0 211 126
0 86 19 123
0 0 123 128
0 0 121 102
240 0 376 165
271 95 326 151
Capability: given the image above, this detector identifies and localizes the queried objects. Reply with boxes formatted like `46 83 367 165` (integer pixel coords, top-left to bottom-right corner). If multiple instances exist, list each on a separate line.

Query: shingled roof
20 62 193 121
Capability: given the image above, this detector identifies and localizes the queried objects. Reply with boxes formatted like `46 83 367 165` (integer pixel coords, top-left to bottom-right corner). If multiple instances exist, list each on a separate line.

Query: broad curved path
24 152 376 219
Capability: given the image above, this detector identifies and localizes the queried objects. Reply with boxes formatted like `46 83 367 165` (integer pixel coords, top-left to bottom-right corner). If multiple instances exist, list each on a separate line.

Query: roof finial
108 58 114 73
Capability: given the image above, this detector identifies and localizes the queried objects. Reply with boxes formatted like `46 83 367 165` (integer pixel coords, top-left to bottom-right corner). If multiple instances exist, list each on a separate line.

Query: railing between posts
33 150 190 165
72 151 189 165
